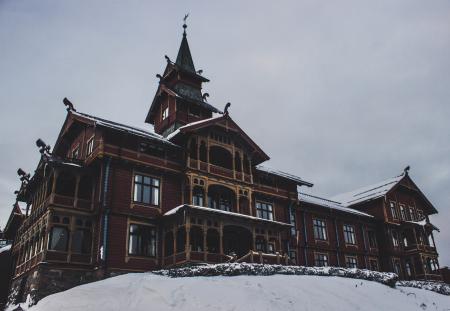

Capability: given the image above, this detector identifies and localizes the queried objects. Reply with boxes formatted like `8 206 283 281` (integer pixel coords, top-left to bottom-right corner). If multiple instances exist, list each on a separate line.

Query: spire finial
183 13 189 36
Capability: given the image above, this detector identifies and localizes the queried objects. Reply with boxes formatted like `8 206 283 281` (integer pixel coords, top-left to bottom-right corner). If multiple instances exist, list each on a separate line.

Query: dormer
145 22 221 137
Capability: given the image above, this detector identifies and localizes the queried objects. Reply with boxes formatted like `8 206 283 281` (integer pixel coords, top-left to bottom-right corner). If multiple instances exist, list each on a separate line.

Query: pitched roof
167 114 270 165
299 193 373 217
256 165 313 187
70 111 177 147
330 173 405 207
176 33 195 73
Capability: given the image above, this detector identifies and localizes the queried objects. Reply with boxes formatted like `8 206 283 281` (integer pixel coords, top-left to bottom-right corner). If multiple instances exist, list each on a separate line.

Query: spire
175 14 196 73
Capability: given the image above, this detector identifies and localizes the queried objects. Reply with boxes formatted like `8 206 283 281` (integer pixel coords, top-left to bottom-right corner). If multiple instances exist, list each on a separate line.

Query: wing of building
3 22 443 307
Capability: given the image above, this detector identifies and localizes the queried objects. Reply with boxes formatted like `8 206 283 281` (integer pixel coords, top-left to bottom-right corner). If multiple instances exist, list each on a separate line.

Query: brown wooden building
3 23 443 306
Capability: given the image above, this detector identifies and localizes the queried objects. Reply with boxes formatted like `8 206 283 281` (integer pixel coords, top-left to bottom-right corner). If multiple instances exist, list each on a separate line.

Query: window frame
345 256 358 268
127 223 157 258
313 218 327 241
343 224 356 245
390 201 398 220
86 136 94 156
255 201 274 221
48 226 69 252
132 173 160 206
162 106 169 120
314 252 329 267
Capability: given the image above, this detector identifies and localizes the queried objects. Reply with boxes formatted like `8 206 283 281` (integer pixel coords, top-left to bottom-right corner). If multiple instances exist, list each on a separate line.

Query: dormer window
162 107 169 120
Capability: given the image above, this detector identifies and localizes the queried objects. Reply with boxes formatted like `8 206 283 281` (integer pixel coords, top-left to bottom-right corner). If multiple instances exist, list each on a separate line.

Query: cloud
0 0 449 265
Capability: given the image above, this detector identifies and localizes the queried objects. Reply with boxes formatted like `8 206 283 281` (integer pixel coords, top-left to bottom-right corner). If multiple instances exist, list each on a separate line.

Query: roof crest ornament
183 13 189 36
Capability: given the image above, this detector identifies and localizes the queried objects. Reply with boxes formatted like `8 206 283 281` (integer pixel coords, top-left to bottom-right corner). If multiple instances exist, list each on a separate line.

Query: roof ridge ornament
183 13 189 36
404 165 410 175
63 97 76 112
224 102 231 115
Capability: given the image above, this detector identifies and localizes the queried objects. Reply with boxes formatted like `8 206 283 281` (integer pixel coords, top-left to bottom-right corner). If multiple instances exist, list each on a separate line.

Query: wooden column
203 228 208 261
219 221 224 256
172 226 177 265
185 224 191 261
74 175 81 208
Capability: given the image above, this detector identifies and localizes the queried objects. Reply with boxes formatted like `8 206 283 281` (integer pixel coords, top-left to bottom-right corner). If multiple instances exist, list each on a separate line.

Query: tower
145 20 221 137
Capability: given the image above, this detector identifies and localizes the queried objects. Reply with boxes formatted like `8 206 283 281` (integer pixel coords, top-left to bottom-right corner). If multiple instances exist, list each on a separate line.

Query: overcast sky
1 0 449 265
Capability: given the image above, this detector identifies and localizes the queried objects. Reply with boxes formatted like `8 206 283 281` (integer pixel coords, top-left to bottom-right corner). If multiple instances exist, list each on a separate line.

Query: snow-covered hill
9 271 450 311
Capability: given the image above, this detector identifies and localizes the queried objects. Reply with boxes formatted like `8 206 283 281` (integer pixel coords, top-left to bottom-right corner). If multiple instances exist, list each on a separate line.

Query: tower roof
175 22 196 73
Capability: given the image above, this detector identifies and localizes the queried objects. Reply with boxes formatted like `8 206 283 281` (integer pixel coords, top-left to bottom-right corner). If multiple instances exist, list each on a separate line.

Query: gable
167 114 270 165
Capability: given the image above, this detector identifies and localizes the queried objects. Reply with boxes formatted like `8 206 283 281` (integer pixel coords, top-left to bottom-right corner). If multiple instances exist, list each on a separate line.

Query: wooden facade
4 24 443 305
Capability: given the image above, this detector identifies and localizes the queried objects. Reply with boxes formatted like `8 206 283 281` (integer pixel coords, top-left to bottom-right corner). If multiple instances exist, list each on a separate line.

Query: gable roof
167 114 270 165
330 173 405 207
299 193 373 218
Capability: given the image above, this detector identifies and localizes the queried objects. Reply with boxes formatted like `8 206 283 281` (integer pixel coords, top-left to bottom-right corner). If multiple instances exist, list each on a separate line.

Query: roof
256 165 313 187
71 111 177 147
164 204 292 227
166 114 270 165
330 173 405 207
176 32 195 73
299 193 373 217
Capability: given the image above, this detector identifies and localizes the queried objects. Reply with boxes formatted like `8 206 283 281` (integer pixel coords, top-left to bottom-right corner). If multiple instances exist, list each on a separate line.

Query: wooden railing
235 251 290 265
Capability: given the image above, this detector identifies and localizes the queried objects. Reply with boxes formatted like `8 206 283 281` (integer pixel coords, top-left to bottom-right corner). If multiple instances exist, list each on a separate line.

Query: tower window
162 107 169 120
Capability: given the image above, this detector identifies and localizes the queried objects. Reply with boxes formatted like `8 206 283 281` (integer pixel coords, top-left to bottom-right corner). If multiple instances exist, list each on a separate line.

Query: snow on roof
72 111 177 147
166 114 223 140
164 204 292 226
299 193 373 217
0 244 12 254
256 165 313 187
330 173 405 207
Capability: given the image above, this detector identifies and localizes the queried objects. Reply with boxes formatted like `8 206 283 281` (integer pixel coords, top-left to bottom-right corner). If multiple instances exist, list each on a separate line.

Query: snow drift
7 264 450 311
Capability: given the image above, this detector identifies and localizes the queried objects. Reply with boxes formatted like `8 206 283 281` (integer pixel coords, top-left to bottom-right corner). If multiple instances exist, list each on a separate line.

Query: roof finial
404 165 410 175
183 13 189 36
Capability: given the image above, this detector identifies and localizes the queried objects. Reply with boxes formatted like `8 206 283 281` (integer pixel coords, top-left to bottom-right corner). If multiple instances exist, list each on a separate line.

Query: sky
0 0 449 265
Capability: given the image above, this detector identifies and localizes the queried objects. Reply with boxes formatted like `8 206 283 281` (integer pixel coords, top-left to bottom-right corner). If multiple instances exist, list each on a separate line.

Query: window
289 207 296 236
409 207 415 221
313 219 327 241
289 250 297 264
390 202 398 220
368 230 377 248
48 227 69 251
72 146 79 159
128 224 156 257
133 174 160 206
369 259 378 271
345 256 358 268
86 138 94 156
255 238 266 252
267 242 275 254
192 187 204 206
162 107 169 120
400 205 407 220
392 231 399 247
256 202 273 221
343 225 356 245
314 253 328 267
405 261 412 277
70 218 92 254
393 259 401 275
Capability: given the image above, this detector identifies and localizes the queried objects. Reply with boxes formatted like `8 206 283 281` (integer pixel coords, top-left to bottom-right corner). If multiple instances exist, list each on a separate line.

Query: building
4 22 443 306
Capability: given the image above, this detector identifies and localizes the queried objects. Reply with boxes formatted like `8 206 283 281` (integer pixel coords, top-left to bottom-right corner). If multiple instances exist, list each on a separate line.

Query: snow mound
153 263 398 287
398 280 450 296
8 273 450 311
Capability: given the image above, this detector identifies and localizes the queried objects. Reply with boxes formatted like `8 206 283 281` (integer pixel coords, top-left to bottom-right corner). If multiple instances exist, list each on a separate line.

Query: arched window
199 141 207 162
190 227 203 252
176 228 186 253
55 171 76 197
235 152 241 172
209 146 232 169
165 232 174 256
206 229 219 253
78 175 93 200
208 185 235 212
190 139 198 160
192 186 204 206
